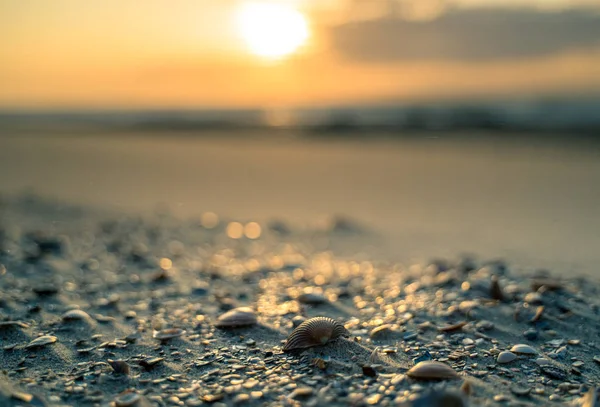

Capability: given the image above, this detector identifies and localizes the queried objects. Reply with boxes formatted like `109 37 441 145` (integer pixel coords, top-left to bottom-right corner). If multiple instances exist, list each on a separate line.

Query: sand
1 193 599 406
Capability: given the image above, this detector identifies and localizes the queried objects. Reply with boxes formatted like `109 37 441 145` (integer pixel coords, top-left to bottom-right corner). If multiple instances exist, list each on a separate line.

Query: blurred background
1 0 600 274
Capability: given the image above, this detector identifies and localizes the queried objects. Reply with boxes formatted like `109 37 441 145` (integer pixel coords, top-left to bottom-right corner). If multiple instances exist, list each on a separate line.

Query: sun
236 2 309 59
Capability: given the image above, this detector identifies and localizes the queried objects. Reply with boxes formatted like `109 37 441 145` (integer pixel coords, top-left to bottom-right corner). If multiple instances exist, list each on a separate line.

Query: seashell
113 391 141 407
0 321 29 329
138 357 164 371
62 309 93 322
524 292 543 304
510 344 537 355
406 361 460 380
283 317 349 352
531 306 544 322
362 365 377 377
497 351 517 364
490 275 504 301
215 307 257 328
25 335 57 349
108 359 130 375
311 358 327 370
439 321 467 333
153 328 186 341
297 292 327 305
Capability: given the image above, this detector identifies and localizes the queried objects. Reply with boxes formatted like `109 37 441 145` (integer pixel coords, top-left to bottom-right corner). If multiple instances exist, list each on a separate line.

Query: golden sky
1 0 600 109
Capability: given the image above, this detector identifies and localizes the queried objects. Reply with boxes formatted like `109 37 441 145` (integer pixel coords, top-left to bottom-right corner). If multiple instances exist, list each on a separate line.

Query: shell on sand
497 351 517 364
62 309 93 321
297 292 327 305
25 335 57 349
283 317 349 352
510 344 537 355
153 328 186 341
581 387 598 407
407 361 460 380
215 307 257 328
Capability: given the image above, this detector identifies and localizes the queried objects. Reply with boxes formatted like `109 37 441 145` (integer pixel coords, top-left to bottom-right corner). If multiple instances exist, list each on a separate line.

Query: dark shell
283 317 349 352
108 359 130 375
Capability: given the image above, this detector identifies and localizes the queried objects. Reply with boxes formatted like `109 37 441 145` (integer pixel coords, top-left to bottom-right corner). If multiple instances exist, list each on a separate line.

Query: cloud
328 7 600 62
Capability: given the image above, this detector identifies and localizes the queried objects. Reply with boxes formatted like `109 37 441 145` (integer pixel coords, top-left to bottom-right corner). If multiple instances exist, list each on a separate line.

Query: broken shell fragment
152 328 186 341
25 335 57 349
283 317 349 352
108 359 130 375
215 307 257 328
407 361 460 380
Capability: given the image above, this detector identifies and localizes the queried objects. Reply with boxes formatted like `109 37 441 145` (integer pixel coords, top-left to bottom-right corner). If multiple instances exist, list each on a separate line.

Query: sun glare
236 2 309 59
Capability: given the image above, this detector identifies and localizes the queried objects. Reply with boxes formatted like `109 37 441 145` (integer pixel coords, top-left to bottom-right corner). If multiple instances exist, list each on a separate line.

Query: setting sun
236 2 309 59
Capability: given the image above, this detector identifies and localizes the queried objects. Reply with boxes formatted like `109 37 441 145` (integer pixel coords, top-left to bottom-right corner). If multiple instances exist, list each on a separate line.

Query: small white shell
215 307 257 328
497 351 517 364
407 361 460 380
283 317 349 351
510 344 537 355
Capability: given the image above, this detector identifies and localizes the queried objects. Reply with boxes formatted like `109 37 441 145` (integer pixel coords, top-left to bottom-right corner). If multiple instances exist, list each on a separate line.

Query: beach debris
296 292 327 305
413 350 432 364
523 329 538 340
510 385 531 397
524 292 543 304
530 306 544 323
497 351 517 364
153 328 185 341
362 365 377 377
215 307 257 328
406 361 460 380
25 335 57 349
439 321 467 333
531 279 563 292
311 357 327 370
490 276 504 301
283 317 349 351
510 344 537 355
138 357 164 371
108 359 130 375
62 309 93 322
540 365 567 380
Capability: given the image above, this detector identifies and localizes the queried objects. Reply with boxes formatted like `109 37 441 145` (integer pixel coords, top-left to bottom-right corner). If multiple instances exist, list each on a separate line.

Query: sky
1 0 600 109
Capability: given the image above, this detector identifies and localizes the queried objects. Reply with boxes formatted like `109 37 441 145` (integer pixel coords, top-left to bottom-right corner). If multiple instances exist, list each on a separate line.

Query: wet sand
1 131 600 406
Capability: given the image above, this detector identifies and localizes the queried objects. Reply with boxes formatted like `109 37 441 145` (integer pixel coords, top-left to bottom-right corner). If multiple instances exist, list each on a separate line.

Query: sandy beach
1 131 600 406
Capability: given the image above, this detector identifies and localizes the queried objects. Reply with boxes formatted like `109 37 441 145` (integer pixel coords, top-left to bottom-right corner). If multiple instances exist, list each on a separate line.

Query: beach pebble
497 351 517 364
291 315 306 327
62 309 93 322
510 344 537 355
535 358 552 366
511 386 531 397
523 329 538 340
153 328 186 341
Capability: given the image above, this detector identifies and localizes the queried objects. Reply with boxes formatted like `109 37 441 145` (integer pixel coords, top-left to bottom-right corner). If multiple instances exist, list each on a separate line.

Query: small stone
524 292 543 304
497 351 517 364
296 292 327 305
511 386 531 397
523 329 538 340
535 358 552 366
540 365 567 380
291 315 306 327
